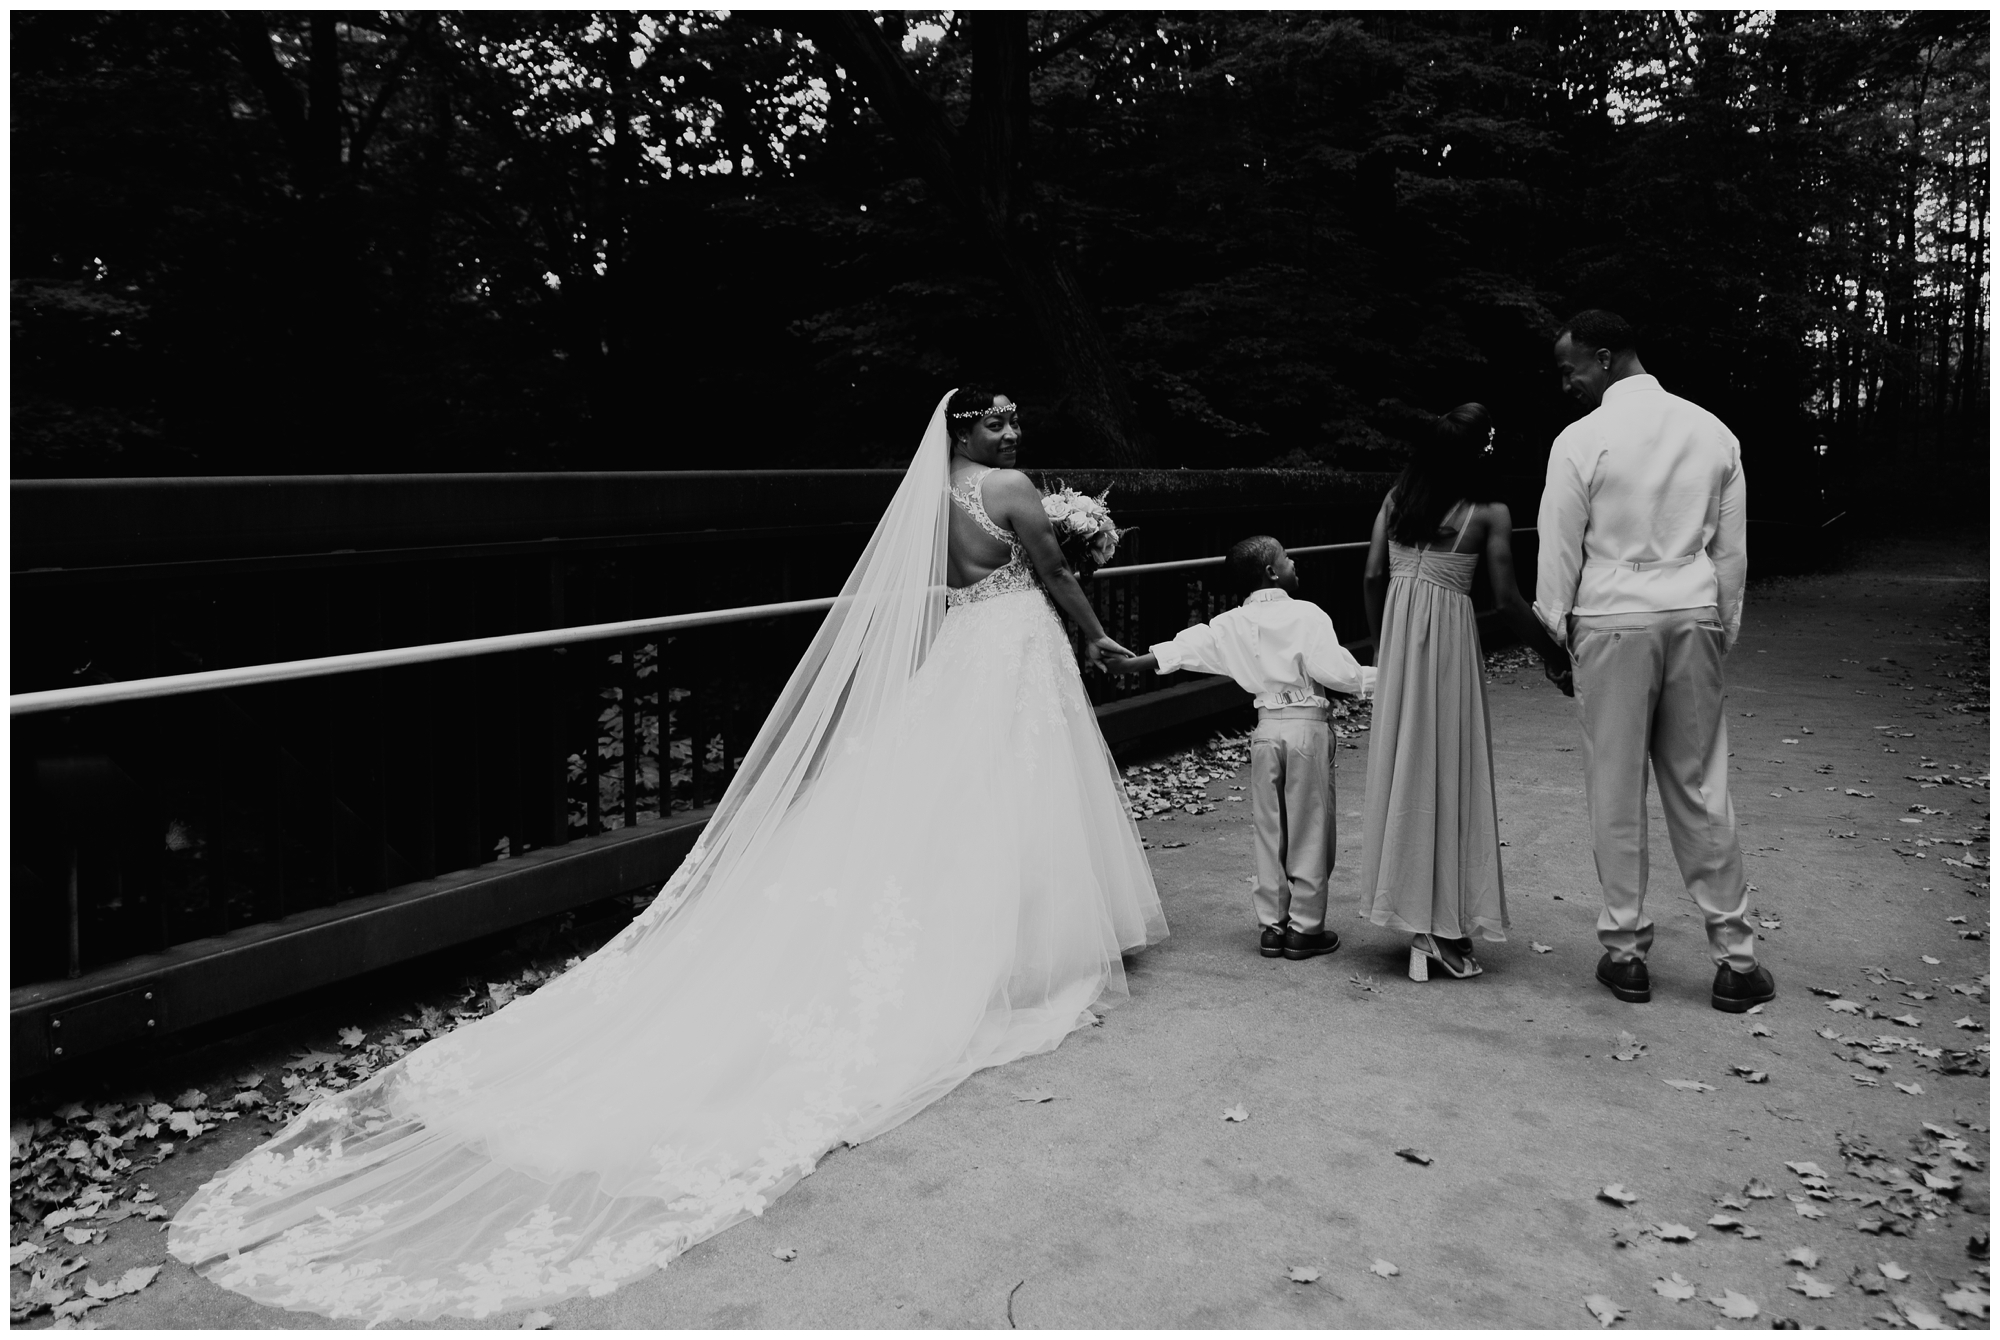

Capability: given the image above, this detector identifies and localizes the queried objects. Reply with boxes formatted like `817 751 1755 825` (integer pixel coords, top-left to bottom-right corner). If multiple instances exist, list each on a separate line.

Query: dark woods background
12 10 1990 509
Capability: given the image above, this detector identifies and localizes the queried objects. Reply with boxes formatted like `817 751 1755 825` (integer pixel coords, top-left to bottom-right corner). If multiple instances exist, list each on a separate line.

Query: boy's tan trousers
1249 705 1336 934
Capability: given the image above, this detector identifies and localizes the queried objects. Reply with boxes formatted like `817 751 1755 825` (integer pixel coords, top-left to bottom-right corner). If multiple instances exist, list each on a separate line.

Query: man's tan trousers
1249 706 1335 934
1571 606 1756 973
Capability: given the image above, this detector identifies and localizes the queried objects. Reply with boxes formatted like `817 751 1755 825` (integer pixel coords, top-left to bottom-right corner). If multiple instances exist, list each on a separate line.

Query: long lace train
167 580 1166 1322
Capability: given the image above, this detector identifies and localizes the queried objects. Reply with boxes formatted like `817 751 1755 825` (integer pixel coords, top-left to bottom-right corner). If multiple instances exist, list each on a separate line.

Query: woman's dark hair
1387 402 1494 547
945 386 1010 444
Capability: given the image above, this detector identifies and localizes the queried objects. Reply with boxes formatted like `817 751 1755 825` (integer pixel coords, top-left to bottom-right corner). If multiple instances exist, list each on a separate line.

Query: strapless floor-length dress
167 466 1167 1323
1357 518 1508 942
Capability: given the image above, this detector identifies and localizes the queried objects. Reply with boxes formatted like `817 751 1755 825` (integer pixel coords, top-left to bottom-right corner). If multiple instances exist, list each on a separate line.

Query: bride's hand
1087 634 1134 664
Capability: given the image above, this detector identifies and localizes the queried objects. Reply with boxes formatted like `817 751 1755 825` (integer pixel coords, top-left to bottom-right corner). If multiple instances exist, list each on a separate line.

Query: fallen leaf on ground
1879 1262 1911 1281
1894 1081 1926 1096
1599 1183 1639 1206
1850 1267 1889 1294
1708 1213 1744 1229
1827 999 1864 1014
1922 955 1942 965
1789 1272 1835 1299
1786 1246 1820 1268
1750 1023 1774 1037
518 1311 554 1330
772 1247 797 1262
1716 1193 1749 1211
1785 1161 1828 1178
1794 1201 1827 1219
1891 1013 1924 1028
1731 1066 1770 1083
1531 941 1553 954
61 1227 94 1245
1708 1288 1760 1319
80 1266 159 1301
1583 1294 1627 1327
1013 1089 1055 1104
337 1026 365 1048
1746 1179 1777 1199
1652 1222 1697 1242
1894 1297 1949 1329
1954 1017 1982 1029
1393 1148 1433 1166
1369 1259 1399 1278
1663 1079 1716 1093
1941 1287 1990 1318
1287 1265 1321 1284
1654 1273 1697 1301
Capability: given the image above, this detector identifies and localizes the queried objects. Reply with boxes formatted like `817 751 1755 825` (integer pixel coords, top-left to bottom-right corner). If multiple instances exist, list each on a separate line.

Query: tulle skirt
167 586 1166 1322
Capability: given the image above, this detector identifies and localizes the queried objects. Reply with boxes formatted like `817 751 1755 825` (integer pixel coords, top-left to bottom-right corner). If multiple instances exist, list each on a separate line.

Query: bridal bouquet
1042 483 1127 580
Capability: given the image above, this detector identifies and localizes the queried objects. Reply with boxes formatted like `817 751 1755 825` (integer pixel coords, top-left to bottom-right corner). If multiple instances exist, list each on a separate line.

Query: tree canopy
11 10 1988 494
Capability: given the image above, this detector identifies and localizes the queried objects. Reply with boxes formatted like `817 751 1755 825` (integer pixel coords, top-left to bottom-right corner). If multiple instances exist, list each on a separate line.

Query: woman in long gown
1356 403 1569 982
167 388 1168 1323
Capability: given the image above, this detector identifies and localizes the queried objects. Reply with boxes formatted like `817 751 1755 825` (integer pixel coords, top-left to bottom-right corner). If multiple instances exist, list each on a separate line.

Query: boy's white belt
1257 704 1329 722
1583 553 1701 573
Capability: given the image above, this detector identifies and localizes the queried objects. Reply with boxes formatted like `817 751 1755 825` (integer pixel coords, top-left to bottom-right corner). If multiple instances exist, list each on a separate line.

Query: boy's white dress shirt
1533 373 1748 650
1149 588 1374 707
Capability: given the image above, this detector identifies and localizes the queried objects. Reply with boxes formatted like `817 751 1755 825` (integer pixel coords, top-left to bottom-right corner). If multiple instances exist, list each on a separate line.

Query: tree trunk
808 12 1151 466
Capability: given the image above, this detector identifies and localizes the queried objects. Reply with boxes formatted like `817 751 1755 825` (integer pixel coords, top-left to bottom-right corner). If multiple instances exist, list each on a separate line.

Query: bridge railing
18 531 1461 1076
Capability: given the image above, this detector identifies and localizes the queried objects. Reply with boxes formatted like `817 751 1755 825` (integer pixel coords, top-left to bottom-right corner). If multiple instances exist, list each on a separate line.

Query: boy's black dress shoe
1260 926 1285 958
1596 952 1651 1003
1712 962 1777 1013
1282 928 1341 961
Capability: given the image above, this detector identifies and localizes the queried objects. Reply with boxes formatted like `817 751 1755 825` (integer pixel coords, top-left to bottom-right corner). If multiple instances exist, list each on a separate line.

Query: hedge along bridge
8 466 1625 1078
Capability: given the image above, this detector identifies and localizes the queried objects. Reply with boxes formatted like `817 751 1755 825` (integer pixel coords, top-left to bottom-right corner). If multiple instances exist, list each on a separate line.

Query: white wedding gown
167 401 1167 1323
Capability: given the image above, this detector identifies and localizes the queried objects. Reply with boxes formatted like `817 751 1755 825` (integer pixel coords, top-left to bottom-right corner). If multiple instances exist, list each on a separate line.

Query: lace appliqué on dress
947 468 1041 610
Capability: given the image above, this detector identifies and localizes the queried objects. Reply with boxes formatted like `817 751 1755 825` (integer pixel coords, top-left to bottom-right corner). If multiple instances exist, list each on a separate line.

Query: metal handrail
11 532 1527 716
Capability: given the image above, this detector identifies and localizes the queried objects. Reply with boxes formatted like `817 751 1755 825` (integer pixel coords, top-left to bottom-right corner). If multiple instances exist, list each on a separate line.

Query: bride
167 388 1169 1322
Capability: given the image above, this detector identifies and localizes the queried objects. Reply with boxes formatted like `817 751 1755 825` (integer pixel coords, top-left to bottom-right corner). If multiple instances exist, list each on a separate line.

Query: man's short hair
1226 535 1283 596
1557 309 1637 355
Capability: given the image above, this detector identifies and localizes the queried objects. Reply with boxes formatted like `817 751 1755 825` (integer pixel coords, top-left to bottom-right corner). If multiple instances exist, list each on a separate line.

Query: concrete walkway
31 535 1991 1329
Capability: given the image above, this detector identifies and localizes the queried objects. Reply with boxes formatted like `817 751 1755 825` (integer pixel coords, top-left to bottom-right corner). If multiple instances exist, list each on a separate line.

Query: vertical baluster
622 637 639 830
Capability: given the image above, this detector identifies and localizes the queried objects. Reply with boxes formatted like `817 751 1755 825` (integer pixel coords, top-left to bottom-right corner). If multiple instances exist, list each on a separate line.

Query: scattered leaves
1651 1222 1698 1242
1788 1273 1835 1300
1662 1079 1716 1093
518 1310 554 1330
1879 1262 1911 1282
1598 1183 1639 1207
1221 1105 1249 1123
1531 941 1553 954
80 1266 159 1301
1287 1265 1320 1284
1786 1246 1820 1269
1393 1148 1432 1166
772 1247 797 1262
1368 1259 1399 1278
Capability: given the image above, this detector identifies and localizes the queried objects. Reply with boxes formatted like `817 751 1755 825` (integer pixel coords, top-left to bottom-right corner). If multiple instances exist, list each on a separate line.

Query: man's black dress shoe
1712 962 1777 1013
1282 928 1341 961
1260 926 1285 958
1596 952 1651 1003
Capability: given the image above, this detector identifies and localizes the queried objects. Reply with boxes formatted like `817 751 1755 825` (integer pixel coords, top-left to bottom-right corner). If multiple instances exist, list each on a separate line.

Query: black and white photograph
9 8 1990 1329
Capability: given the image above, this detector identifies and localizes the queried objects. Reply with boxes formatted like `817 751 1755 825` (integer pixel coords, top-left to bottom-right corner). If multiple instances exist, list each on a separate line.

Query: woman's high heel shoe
1412 933 1484 980
1408 945 1430 982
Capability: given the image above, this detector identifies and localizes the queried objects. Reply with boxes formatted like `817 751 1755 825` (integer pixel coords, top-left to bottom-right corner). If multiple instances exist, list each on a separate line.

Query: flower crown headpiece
950 402 1020 420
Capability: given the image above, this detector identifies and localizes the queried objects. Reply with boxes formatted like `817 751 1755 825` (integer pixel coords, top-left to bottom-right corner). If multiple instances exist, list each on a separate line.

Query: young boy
1109 536 1374 961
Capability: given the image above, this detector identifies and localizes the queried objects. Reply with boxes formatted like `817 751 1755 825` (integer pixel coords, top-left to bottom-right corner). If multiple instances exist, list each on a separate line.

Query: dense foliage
11 10 1987 502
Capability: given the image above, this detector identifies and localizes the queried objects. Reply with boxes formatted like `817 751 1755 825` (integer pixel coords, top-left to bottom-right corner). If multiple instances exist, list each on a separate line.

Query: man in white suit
1535 310 1774 1013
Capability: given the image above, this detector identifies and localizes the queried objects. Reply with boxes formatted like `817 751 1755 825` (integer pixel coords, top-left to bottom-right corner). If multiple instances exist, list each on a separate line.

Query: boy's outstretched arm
1107 652 1159 675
